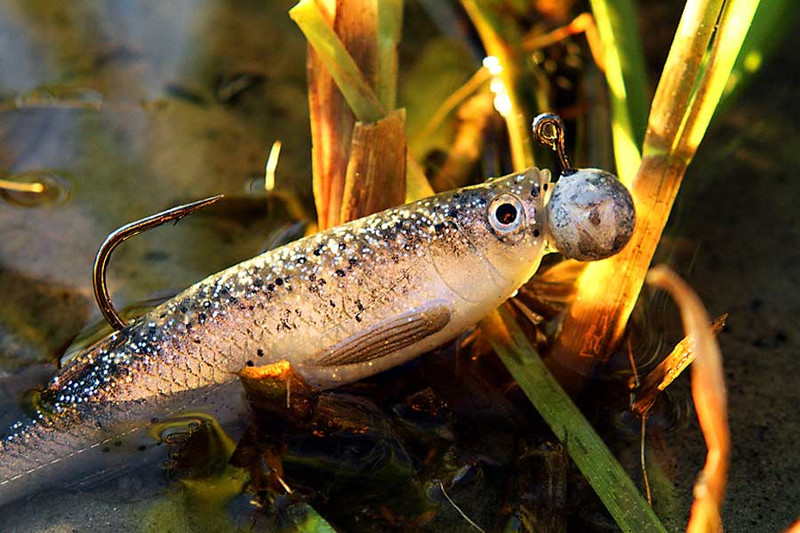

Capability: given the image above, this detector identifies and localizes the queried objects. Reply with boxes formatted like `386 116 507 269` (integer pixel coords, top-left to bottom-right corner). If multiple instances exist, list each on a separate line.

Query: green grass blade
377 0 403 109
678 0 763 155
290 0 385 123
589 0 649 185
481 308 667 533
645 0 723 157
290 503 339 532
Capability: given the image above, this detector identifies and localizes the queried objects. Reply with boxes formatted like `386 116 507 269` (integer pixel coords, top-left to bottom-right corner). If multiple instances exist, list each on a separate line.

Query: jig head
532 114 636 261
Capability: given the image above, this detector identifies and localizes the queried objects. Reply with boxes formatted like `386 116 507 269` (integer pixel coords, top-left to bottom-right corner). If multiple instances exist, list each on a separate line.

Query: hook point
92 194 225 330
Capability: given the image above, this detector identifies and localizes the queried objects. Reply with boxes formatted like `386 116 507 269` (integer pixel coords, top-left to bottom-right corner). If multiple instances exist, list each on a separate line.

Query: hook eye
532 113 574 176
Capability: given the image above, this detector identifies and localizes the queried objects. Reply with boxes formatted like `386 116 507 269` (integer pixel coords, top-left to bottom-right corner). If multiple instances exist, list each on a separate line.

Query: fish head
430 167 550 300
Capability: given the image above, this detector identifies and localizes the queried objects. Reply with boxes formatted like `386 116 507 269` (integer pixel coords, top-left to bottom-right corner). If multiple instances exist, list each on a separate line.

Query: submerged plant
287 0 772 530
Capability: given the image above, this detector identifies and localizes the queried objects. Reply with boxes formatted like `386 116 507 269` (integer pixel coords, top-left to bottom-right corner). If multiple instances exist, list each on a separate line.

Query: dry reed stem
548 155 687 381
632 314 727 415
646 266 729 533
339 109 407 223
516 259 585 319
646 0 723 156
548 0 728 379
304 0 354 231
294 0 408 230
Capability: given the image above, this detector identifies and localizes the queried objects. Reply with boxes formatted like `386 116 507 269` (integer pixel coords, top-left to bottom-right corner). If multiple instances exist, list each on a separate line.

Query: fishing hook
532 113 574 175
93 194 224 330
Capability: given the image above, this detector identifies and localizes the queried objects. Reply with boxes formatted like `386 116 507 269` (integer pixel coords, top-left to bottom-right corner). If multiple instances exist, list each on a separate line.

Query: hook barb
532 113 573 175
92 194 224 330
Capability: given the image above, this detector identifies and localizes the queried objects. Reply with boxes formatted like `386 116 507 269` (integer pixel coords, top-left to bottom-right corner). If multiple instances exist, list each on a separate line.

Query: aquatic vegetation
0 0 792 531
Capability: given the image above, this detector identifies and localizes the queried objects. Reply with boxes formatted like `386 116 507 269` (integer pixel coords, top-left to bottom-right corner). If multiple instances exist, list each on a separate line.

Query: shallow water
0 1 798 531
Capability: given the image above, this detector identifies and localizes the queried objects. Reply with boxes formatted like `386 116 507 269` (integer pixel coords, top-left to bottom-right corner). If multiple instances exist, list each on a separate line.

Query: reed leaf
481 307 667 533
588 0 649 184
549 0 761 377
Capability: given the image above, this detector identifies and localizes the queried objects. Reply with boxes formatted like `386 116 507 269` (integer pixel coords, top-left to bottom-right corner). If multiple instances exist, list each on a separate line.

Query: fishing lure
0 115 634 507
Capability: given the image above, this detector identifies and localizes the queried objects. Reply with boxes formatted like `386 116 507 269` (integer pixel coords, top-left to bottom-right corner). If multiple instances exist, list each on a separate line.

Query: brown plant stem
547 0 727 383
645 266 729 533
339 109 407 223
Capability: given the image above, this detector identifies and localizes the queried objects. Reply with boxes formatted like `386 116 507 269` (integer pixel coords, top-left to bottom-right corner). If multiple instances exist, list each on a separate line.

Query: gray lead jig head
533 114 636 261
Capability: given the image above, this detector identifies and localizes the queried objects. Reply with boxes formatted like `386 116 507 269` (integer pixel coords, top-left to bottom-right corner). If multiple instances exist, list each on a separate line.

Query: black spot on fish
543 183 549 191
180 306 188 313
275 278 284 286
329 300 336 308
313 246 323 256
198 312 207 323
267 284 275 292
533 229 540 237
335 269 345 277
349 257 359 266
297 256 306 264
339 242 346 250
531 183 540 197
246 360 254 367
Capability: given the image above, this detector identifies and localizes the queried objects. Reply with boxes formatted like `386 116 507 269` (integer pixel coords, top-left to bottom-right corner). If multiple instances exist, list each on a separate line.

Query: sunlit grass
293 0 768 530
482 307 668 532
549 0 762 376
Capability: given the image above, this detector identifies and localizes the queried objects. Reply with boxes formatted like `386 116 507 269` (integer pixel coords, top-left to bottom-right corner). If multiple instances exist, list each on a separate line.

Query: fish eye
488 194 524 236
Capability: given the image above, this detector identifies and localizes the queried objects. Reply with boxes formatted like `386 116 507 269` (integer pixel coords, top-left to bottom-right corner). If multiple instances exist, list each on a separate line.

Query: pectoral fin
315 304 451 367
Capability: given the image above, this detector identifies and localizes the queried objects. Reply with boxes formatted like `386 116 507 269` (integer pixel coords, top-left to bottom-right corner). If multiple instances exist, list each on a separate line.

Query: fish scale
0 168 551 507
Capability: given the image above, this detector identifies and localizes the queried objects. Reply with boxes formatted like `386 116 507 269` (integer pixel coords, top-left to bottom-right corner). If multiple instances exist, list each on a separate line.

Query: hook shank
93 195 223 330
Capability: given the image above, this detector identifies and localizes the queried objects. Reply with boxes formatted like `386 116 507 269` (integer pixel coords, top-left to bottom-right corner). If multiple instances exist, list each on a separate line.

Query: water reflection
0 1 308 529
0 170 71 206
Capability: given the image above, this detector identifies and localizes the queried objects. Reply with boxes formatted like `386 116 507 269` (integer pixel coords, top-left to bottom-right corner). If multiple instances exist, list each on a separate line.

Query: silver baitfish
0 165 634 506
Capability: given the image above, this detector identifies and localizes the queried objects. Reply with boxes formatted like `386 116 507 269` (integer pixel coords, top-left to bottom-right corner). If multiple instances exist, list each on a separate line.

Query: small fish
0 166 634 506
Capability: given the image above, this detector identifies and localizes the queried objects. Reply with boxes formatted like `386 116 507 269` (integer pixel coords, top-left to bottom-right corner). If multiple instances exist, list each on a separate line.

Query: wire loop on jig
532 113 574 175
